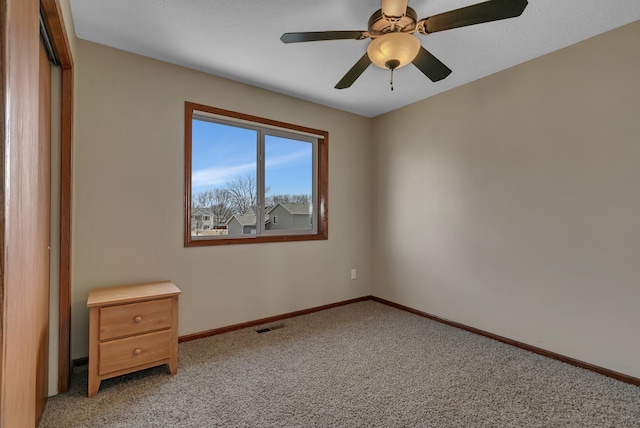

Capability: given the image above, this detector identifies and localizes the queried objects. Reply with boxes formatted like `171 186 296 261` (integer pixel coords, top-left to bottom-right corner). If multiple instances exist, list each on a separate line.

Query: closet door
0 0 51 425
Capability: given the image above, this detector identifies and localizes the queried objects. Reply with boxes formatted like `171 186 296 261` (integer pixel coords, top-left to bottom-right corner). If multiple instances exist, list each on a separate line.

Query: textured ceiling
69 0 640 117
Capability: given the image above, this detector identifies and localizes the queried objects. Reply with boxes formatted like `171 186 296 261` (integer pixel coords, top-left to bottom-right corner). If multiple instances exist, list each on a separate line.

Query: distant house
226 207 257 235
192 207 231 234
265 203 311 231
224 204 311 235
191 207 215 232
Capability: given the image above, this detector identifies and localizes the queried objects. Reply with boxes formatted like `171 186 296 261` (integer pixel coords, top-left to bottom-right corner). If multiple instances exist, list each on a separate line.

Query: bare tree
192 191 209 209
191 192 210 235
192 187 234 229
191 216 204 236
265 193 310 207
226 174 258 214
205 188 233 226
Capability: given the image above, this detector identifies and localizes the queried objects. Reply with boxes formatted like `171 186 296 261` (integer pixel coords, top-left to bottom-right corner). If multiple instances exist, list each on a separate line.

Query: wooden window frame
184 102 328 246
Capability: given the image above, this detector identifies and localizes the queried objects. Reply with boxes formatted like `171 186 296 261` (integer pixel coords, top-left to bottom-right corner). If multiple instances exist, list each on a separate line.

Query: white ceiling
69 0 640 118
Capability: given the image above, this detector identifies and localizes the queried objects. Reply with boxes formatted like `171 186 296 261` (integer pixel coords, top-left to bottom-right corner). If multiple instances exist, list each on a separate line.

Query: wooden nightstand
87 280 181 397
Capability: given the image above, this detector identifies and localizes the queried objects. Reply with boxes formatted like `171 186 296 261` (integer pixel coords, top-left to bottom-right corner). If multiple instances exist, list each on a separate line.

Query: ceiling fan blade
419 0 528 34
412 47 452 82
280 31 366 43
335 54 372 89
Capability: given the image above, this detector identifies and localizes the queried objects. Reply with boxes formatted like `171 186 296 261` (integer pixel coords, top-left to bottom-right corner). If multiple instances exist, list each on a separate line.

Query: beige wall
372 21 640 378
71 40 372 359
57 0 77 55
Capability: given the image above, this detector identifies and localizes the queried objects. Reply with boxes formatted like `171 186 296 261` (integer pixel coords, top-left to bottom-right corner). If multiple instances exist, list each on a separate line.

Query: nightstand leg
88 307 100 397
88 377 101 398
169 295 179 375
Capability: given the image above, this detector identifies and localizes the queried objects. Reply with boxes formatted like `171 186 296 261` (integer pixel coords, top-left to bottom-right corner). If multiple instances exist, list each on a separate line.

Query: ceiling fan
280 0 528 90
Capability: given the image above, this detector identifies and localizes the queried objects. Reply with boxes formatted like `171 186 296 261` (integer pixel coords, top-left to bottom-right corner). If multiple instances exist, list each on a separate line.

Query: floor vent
256 323 285 333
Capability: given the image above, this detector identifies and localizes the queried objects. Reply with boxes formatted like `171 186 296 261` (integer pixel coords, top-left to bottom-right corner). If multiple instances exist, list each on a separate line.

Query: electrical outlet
351 269 357 280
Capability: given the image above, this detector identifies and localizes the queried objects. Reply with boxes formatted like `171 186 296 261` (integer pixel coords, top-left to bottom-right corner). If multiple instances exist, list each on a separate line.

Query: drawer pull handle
133 316 142 323
133 348 142 356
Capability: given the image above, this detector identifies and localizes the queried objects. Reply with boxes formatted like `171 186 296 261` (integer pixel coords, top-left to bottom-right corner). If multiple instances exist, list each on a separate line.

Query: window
185 102 328 246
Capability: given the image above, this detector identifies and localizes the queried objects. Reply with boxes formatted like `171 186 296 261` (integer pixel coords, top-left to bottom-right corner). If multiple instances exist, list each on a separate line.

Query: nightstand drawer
99 298 172 340
98 330 171 375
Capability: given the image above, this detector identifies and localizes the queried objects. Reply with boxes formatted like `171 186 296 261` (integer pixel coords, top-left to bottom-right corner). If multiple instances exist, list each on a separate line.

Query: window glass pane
185 103 327 246
264 135 313 232
191 119 257 237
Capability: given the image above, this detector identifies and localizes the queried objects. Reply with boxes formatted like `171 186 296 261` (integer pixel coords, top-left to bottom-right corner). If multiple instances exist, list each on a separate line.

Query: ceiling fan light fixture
367 32 420 70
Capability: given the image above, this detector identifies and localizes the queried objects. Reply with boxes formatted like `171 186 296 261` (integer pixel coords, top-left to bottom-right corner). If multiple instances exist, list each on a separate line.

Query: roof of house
226 212 256 227
192 207 214 215
225 204 309 226
268 203 310 215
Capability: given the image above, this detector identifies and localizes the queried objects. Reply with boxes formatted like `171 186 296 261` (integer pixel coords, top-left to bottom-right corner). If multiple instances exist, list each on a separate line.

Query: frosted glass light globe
367 32 421 70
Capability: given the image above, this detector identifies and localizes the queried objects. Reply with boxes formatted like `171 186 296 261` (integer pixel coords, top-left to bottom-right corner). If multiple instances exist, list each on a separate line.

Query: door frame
40 0 73 393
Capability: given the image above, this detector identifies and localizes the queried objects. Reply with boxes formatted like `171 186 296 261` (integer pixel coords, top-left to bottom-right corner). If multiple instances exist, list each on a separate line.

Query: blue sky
191 119 312 196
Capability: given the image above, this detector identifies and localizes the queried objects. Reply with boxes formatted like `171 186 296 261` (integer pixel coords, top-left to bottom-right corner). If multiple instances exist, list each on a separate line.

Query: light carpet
40 300 640 427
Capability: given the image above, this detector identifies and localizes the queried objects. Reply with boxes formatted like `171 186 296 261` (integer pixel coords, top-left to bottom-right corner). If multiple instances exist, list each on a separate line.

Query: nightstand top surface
87 280 181 307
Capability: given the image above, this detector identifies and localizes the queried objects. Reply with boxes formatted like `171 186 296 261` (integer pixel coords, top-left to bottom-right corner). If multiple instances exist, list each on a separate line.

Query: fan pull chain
385 60 400 91
390 68 394 91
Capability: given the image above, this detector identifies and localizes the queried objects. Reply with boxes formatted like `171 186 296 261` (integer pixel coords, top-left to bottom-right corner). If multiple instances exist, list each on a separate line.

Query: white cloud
192 150 310 188
265 150 309 168
192 162 255 187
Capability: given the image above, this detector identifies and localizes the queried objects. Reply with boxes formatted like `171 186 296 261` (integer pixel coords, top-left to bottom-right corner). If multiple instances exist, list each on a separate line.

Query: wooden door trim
40 0 73 393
